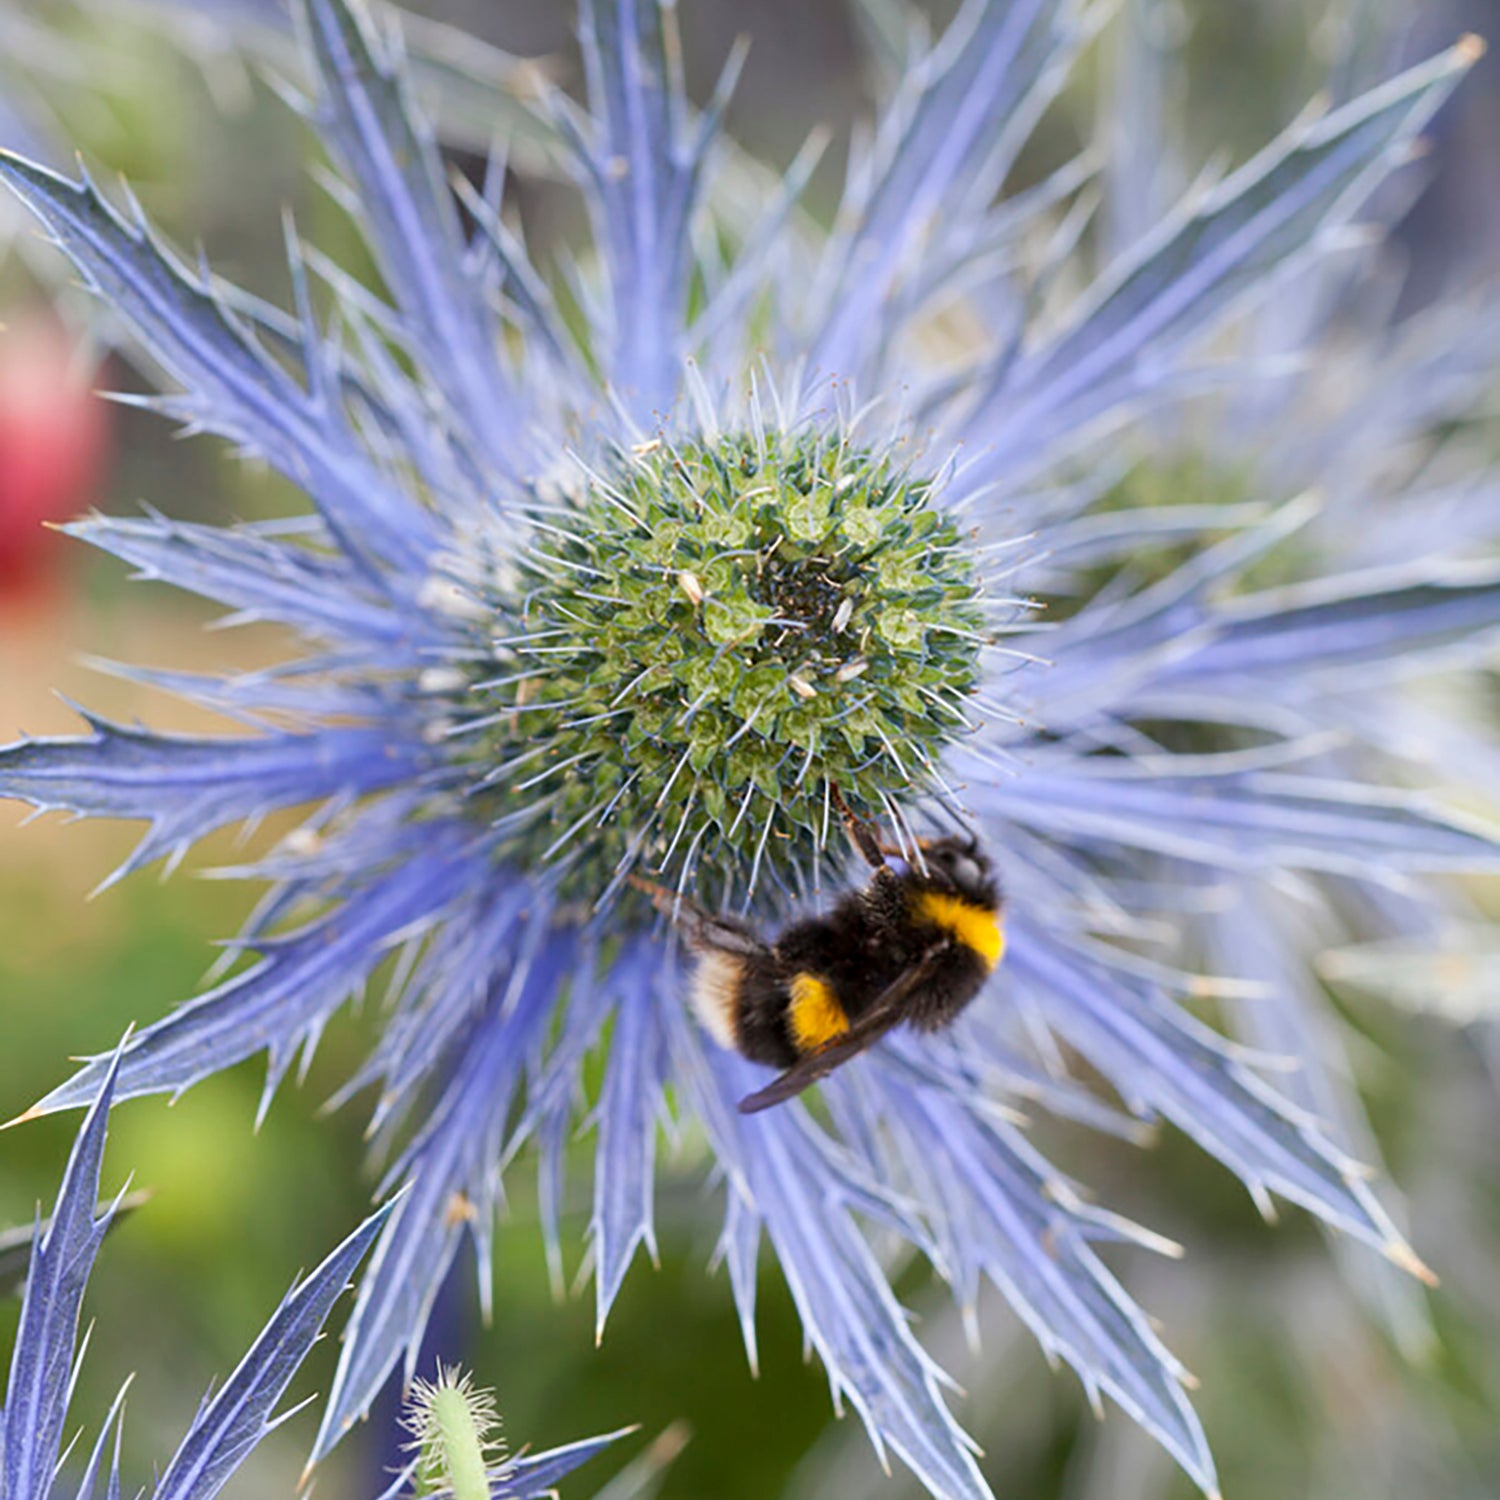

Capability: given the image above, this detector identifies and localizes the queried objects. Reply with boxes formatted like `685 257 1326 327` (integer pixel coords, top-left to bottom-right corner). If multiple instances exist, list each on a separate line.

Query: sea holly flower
1 2 1498 1498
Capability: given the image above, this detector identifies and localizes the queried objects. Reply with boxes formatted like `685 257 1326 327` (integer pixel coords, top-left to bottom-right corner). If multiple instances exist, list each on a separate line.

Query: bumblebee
633 791 1005 1113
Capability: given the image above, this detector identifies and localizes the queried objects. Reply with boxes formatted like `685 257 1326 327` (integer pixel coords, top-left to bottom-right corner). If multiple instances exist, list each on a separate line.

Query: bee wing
736 947 947 1115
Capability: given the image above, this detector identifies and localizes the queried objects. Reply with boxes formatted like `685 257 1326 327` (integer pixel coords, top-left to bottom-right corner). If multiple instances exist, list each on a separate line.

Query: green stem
420 1383 491 1500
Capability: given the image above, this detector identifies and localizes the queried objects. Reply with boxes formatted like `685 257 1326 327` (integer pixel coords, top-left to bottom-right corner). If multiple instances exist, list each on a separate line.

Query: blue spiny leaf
813 0 1082 375
591 960 667 1334
2 1050 122 1500
963 40 1478 478
294 0 523 476
972 757 1500 874
0 714 431 889
1011 920 1432 1276
64 512 425 649
0 150 436 574
311 934 574 1465
151 1202 391 1500
25 835 481 1117
575 0 720 412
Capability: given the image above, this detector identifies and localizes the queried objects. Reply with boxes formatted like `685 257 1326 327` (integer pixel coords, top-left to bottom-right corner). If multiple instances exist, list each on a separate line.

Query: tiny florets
449 427 987 904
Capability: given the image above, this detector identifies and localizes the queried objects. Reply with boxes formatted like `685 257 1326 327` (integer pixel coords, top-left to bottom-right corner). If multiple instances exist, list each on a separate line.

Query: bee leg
828 782 886 869
829 783 936 865
626 874 762 956
878 832 937 854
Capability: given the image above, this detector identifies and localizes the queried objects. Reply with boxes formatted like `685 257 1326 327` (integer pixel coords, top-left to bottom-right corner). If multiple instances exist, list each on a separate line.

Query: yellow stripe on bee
789 972 849 1052
914 891 1005 969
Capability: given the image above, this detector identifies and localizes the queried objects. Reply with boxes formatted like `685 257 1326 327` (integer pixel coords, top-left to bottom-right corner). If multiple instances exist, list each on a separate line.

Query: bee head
917 835 999 908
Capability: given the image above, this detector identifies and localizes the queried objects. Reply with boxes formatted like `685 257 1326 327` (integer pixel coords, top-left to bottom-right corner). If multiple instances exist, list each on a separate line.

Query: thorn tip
1387 1240 1439 1287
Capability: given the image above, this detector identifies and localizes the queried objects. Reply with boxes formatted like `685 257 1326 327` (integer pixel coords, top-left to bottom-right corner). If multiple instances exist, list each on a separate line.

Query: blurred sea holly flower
1088 0 1500 1356
79 0 564 171
1 2 1499 1498
0 1049 630 1500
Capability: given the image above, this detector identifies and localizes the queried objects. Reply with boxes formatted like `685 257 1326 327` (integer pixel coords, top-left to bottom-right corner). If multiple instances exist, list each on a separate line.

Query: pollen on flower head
437 417 989 908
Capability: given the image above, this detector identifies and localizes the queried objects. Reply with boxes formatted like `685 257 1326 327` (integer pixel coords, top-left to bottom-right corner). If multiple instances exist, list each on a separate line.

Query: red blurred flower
0 311 110 599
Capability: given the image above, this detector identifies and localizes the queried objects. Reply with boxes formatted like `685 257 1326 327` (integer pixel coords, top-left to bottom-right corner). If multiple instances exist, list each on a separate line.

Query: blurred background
0 2 1497 1498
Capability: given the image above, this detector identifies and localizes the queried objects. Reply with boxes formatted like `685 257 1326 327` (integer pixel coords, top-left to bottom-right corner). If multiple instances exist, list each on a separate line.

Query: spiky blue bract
0 712 430 891
480 1429 639 1500
150 1201 394 1500
0 1045 382 1500
0 1056 626 1500
3 1 1498 1496
2 1052 123 1500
